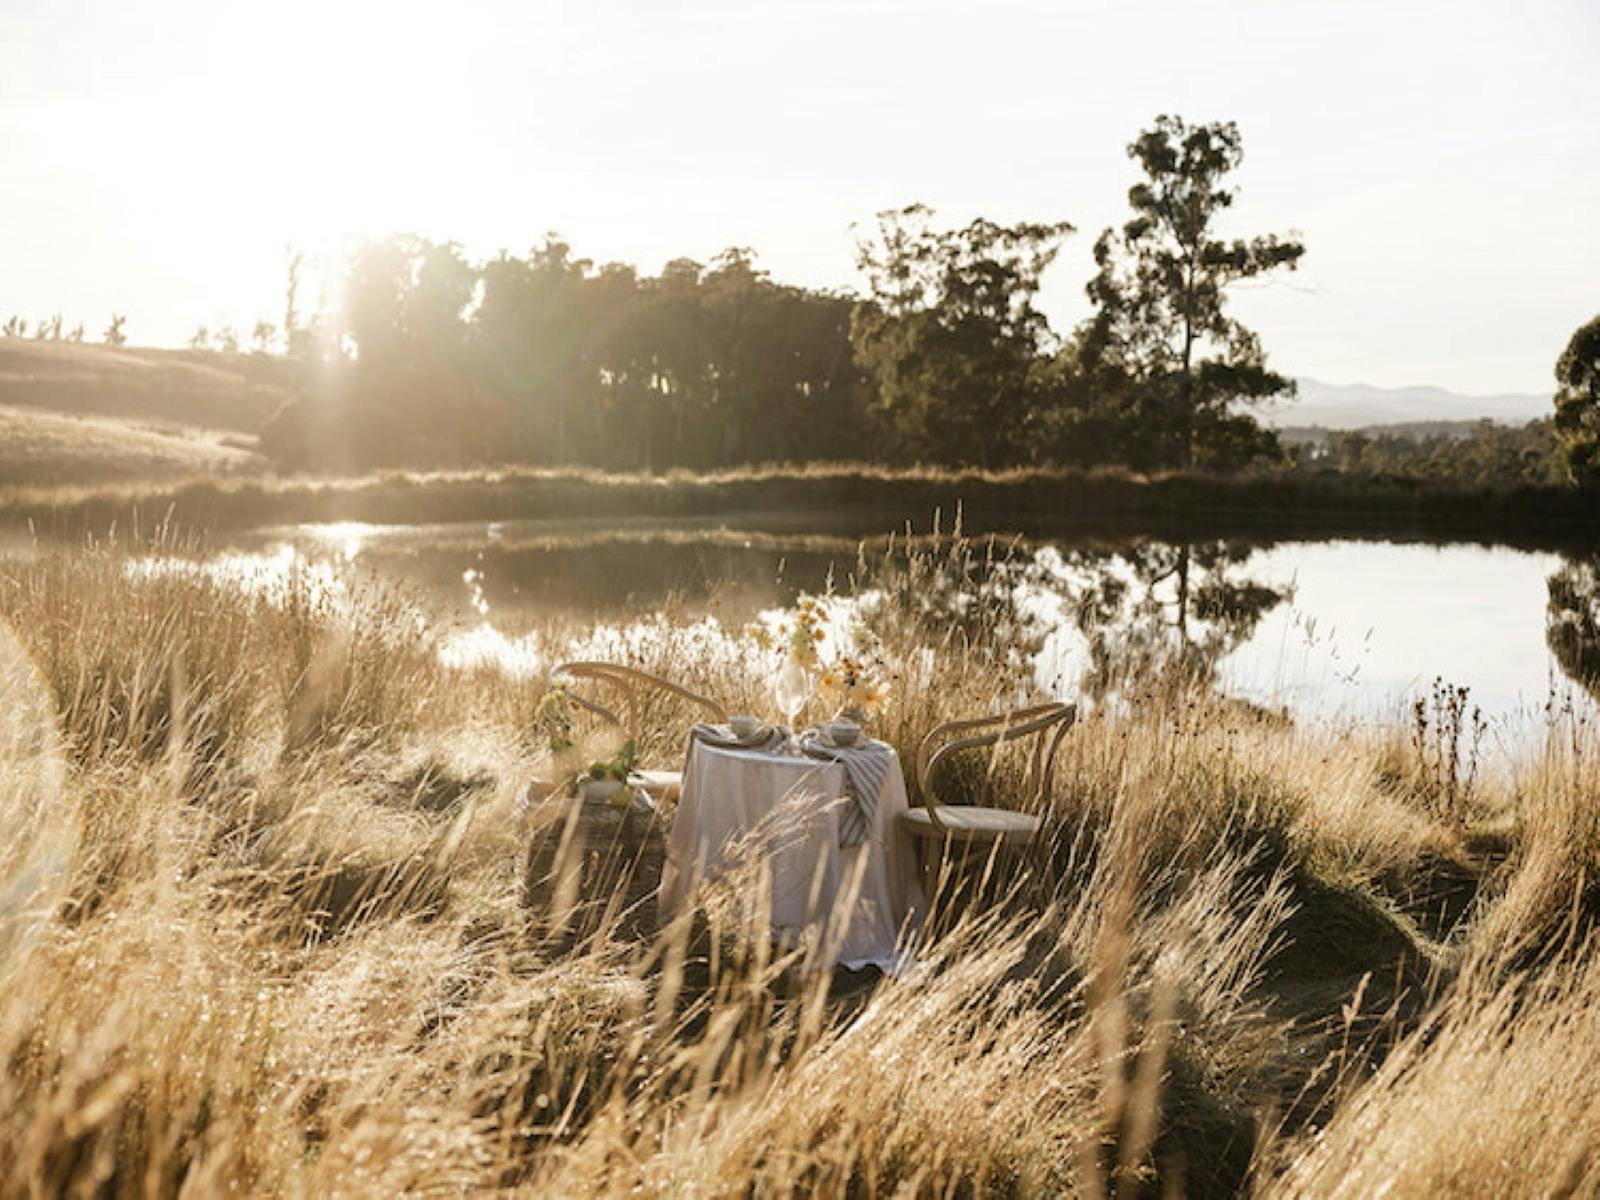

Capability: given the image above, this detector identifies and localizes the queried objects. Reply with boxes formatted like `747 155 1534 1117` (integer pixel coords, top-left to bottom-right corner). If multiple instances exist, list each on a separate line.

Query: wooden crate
521 787 666 946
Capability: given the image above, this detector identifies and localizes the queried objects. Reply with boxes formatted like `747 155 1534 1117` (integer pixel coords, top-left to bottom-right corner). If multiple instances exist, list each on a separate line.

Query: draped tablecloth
658 738 924 972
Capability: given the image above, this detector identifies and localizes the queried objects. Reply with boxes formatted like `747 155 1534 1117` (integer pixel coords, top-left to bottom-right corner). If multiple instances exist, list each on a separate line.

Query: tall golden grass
0 531 1596 1196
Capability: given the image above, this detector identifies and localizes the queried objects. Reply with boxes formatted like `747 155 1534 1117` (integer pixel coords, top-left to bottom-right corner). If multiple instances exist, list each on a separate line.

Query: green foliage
1293 419 1566 488
535 682 576 754
266 235 875 472
850 205 1073 467
1553 313 1600 486
584 740 637 786
247 119 1314 481
1074 115 1304 470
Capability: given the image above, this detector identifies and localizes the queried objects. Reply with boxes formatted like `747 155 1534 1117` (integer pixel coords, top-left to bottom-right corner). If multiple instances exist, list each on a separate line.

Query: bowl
729 714 762 740
582 779 625 804
825 719 861 747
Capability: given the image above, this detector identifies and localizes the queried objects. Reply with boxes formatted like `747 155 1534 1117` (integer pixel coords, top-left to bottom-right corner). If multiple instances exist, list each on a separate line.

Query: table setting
657 604 924 973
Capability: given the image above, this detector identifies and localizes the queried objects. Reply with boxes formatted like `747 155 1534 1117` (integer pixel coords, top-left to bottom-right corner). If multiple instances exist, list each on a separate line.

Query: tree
474 236 594 462
1553 313 1600 485
851 204 1072 467
1078 115 1304 470
213 325 239 354
102 314 126 346
3 317 24 338
65 322 85 343
284 247 311 359
189 325 210 350
251 319 276 353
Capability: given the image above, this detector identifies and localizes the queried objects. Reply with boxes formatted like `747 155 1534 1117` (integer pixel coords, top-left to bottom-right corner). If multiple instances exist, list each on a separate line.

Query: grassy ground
0 341 279 486
0 404 266 485
0 340 287 431
2 531 1597 1195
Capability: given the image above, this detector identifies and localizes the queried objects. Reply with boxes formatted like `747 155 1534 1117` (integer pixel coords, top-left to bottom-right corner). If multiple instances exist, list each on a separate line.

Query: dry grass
0 339 286 431
0 404 265 485
0 531 1595 1196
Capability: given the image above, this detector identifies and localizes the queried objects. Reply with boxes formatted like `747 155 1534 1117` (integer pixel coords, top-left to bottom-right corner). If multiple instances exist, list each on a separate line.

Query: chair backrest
551 661 727 742
915 701 1077 820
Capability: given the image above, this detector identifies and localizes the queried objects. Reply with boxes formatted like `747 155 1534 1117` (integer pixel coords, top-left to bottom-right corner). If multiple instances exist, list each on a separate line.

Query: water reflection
1039 540 1292 699
197 518 1600 744
1548 556 1600 700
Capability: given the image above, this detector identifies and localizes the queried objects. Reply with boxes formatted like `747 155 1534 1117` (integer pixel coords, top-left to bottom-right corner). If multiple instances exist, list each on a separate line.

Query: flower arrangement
535 679 636 806
746 594 828 669
534 680 576 756
819 653 889 721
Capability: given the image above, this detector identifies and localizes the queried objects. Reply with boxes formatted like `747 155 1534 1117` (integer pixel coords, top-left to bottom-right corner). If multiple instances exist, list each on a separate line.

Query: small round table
658 737 924 972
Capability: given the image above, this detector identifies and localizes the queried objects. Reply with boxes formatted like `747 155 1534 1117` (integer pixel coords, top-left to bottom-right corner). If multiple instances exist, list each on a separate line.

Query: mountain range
1262 378 1550 430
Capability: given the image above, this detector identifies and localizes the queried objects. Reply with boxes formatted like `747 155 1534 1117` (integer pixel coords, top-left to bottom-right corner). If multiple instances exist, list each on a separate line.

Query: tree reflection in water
865 533 1292 704
1547 554 1600 698
1051 539 1291 700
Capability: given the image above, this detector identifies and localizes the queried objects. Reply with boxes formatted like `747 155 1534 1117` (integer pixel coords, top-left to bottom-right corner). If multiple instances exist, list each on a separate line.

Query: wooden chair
901 702 1077 895
548 661 728 802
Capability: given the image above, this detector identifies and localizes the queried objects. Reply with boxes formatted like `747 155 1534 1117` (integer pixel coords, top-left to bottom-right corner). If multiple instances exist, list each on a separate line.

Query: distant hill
1263 379 1549 431
1275 419 1517 446
0 340 283 487
0 404 266 486
0 340 289 432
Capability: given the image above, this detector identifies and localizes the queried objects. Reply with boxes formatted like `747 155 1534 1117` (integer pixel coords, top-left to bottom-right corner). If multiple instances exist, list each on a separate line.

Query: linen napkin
688 722 791 753
798 727 891 847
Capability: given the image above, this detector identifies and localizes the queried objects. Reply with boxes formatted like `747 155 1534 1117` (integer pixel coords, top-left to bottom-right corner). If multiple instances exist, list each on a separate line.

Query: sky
2 0 1596 396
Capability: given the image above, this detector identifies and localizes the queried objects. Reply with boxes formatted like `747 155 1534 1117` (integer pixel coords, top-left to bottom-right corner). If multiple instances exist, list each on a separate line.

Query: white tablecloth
658 739 924 972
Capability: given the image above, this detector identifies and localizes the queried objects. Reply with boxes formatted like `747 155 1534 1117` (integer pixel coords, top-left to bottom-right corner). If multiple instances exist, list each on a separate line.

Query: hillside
0 340 283 485
0 339 289 432
0 404 265 486
1267 378 1549 430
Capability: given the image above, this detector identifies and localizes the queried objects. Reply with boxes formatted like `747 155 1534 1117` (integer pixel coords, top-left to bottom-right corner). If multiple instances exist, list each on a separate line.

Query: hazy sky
2 0 1596 394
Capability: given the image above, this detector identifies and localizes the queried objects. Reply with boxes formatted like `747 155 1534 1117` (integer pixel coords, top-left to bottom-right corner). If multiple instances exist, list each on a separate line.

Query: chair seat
521 769 684 807
630 768 684 802
900 805 1041 843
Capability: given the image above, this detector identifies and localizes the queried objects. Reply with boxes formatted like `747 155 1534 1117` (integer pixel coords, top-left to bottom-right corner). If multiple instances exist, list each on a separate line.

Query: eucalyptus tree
1553 313 1600 485
474 237 593 462
851 204 1073 468
696 249 868 464
1080 115 1304 470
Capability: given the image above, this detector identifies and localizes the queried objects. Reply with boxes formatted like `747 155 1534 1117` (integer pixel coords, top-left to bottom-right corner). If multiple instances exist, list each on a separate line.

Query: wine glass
773 657 811 743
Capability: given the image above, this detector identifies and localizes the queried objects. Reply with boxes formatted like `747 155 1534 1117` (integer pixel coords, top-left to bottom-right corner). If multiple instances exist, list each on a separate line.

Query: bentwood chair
900 702 1077 895
548 661 728 802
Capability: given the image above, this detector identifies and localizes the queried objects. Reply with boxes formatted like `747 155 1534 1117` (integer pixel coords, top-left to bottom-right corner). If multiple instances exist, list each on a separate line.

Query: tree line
1288 420 1567 489
259 115 1309 473
2 314 126 346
